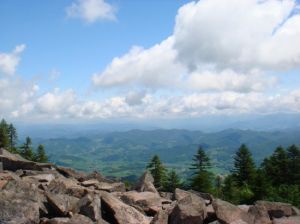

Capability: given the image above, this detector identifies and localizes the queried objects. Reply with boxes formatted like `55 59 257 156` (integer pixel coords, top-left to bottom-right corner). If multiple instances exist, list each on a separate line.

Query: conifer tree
164 170 182 192
222 175 239 204
35 144 48 163
262 146 288 186
20 136 34 160
147 155 167 189
0 119 9 148
190 147 213 193
286 145 300 185
232 144 256 187
8 123 18 152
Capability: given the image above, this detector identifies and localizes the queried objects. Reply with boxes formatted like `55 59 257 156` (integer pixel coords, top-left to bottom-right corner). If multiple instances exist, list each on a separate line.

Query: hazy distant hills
16 113 300 139
34 128 300 181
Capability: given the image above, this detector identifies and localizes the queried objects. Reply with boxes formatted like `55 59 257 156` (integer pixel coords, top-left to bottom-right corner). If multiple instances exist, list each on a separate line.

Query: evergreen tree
20 136 34 160
262 146 289 186
214 175 223 198
35 144 48 163
251 169 271 201
8 123 18 152
164 170 182 192
190 147 213 193
232 144 256 187
222 175 239 204
0 119 9 148
147 155 167 189
286 145 300 185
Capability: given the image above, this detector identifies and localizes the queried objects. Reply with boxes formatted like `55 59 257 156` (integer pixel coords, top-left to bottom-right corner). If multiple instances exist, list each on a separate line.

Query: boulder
272 216 300 224
150 209 169 224
169 189 207 224
41 214 94 224
248 204 272 224
48 177 89 198
0 180 40 223
101 191 152 224
79 171 107 183
120 191 172 215
135 171 158 194
96 181 126 192
159 192 173 200
212 199 254 224
56 166 86 180
22 173 55 183
81 179 100 187
76 194 101 221
45 192 79 217
0 148 54 172
255 201 294 218
293 206 300 216
188 189 214 204
0 161 3 171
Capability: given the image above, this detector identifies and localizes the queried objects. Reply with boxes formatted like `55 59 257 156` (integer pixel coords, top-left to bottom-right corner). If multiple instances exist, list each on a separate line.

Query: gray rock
169 189 207 224
255 201 294 218
101 191 152 224
76 194 101 221
135 171 158 194
46 192 79 217
120 191 171 215
212 199 254 224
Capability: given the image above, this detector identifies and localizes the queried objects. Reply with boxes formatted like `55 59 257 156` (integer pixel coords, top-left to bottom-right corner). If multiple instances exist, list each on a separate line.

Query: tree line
147 144 300 207
0 119 48 163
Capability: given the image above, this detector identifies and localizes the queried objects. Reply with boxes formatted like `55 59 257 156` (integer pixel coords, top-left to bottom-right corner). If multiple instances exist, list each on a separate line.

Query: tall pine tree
147 155 167 189
190 147 213 193
0 119 9 148
164 170 182 192
35 144 48 163
20 136 34 160
8 123 18 152
232 144 256 187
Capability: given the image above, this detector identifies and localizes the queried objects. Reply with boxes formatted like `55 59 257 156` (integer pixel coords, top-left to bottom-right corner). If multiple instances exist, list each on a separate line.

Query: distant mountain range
16 113 300 140
33 128 300 182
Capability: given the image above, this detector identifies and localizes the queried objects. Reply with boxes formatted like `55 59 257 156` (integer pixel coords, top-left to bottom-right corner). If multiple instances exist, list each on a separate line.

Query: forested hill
36 128 300 179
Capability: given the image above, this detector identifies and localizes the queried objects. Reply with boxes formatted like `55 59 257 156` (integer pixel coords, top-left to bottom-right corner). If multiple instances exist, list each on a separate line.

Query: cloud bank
1 0 300 121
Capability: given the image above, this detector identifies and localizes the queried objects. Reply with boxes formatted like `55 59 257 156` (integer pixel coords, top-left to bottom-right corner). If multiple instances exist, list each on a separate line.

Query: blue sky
0 0 188 92
0 0 300 122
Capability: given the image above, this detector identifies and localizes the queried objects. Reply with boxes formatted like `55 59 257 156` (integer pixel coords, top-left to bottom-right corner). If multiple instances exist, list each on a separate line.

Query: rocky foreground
0 148 299 224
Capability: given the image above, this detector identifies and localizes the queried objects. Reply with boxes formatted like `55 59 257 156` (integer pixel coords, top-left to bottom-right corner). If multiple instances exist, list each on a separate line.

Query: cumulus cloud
92 0 300 93
0 44 26 75
174 0 299 71
66 0 116 23
185 69 277 92
92 37 185 89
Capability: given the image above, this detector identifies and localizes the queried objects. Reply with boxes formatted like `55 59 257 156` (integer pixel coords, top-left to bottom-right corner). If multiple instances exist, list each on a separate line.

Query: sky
0 0 300 123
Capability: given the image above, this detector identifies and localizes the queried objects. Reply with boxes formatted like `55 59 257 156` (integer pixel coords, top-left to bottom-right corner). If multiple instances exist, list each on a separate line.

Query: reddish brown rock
101 191 152 224
169 189 207 224
76 194 101 221
135 171 158 194
120 191 172 215
212 199 254 224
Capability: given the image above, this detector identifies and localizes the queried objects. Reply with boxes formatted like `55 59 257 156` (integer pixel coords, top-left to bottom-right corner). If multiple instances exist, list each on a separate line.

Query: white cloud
0 44 26 75
36 89 76 115
66 0 116 23
92 37 185 89
185 69 277 92
92 0 300 94
174 0 299 71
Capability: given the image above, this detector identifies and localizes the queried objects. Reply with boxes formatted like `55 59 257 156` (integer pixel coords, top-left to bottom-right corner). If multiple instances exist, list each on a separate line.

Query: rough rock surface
0 148 299 224
212 199 254 224
135 171 158 194
101 191 152 224
169 188 207 224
